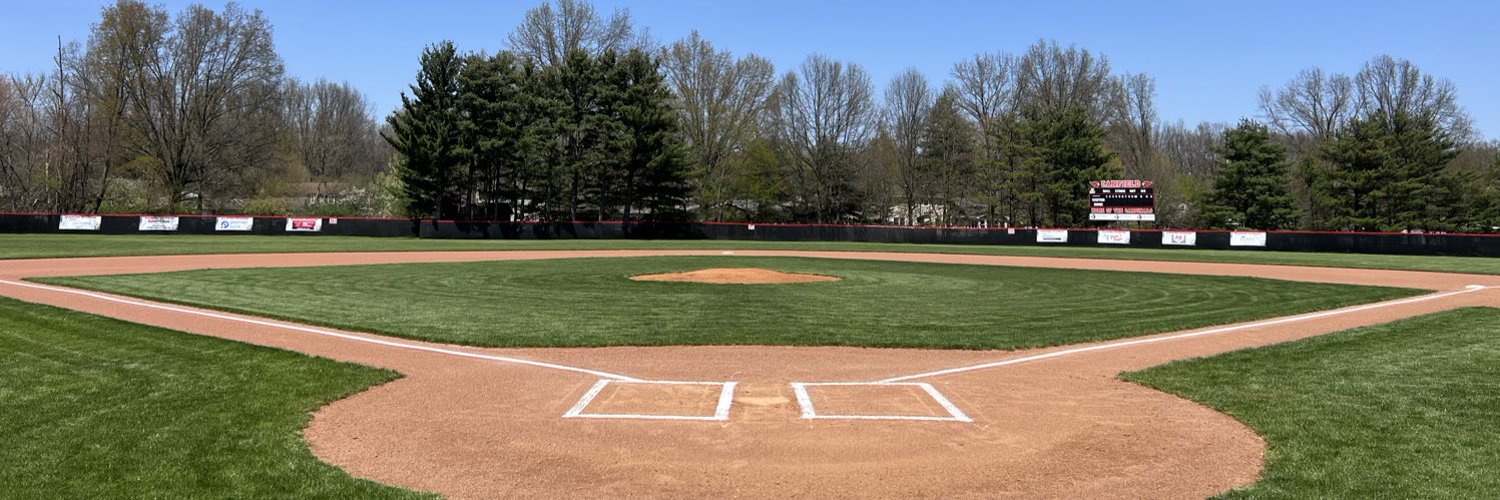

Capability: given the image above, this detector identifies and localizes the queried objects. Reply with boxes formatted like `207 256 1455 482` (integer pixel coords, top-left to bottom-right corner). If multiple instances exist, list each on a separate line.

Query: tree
918 88 977 225
1109 73 1157 178
457 51 528 220
283 79 384 200
386 41 465 219
1355 55 1471 139
1201 120 1300 229
1316 111 1460 231
1259 68 1356 142
659 32 775 221
505 0 649 67
950 52 1012 154
997 105 1118 227
765 54 877 223
112 1 285 211
608 49 691 223
884 69 933 224
1013 40 1116 123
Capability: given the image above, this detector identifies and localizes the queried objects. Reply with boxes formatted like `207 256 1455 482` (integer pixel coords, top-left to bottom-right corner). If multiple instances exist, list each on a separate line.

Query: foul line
0 279 643 382
879 284 1492 383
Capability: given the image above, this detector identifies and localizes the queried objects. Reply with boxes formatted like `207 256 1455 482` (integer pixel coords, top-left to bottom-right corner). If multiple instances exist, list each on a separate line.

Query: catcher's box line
879 284 1491 383
0 279 643 382
564 379 738 421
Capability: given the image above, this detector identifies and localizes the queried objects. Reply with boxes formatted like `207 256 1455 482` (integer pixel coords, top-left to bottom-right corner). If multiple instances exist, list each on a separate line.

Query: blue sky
4 0 1498 140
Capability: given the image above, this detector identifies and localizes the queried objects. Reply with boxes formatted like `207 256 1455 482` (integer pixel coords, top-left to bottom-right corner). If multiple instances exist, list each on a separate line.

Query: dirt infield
2 250 1497 498
630 267 841 284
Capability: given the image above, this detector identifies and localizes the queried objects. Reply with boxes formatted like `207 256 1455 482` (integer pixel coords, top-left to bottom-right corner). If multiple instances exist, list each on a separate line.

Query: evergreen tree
1318 111 1459 231
918 89 977 225
610 49 691 223
996 105 1117 227
385 41 465 219
457 51 527 220
1202 120 1300 229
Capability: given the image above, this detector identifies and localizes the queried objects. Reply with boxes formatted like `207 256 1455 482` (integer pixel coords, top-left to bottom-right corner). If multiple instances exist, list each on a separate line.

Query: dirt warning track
2 250 1497 498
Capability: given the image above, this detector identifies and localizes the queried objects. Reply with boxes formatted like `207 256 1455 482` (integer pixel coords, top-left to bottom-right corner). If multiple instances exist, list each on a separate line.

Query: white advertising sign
1097 230 1131 245
1230 231 1268 247
59 215 102 231
285 218 323 232
1162 231 1197 246
1036 229 1069 243
215 216 255 232
137 216 179 231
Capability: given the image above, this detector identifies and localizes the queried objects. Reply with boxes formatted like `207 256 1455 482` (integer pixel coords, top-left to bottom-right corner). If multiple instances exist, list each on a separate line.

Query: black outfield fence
4 212 1500 258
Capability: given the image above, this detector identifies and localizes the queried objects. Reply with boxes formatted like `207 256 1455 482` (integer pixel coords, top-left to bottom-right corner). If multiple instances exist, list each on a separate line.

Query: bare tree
506 0 650 67
883 68 933 224
950 52 1013 151
284 79 384 199
110 1 285 210
1110 73 1157 178
1354 55 1472 139
659 31 775 221
1013 40 1115 121
1258 68 1355 141
766 54 877 222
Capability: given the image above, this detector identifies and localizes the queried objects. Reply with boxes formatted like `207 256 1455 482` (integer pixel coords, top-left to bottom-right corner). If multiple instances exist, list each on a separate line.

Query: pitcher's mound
630 268 840 284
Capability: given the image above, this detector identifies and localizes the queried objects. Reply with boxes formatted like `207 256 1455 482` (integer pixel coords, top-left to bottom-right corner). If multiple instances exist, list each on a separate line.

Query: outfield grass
0 297 428 499
3 233 1500 275
42 256 1419 349
1125 308 1500 498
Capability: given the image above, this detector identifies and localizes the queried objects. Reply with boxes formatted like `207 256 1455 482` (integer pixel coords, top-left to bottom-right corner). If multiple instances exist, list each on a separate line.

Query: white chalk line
563 379 738 421
0 279 644 383
790 382 974 423
879 284 1492 383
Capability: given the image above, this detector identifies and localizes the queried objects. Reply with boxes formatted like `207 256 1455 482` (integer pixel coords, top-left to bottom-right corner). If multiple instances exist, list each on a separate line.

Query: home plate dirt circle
2 249 1496 498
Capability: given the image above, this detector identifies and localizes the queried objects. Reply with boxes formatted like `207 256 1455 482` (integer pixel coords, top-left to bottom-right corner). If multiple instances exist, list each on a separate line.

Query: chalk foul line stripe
0 279 643 382
879 285 1491 383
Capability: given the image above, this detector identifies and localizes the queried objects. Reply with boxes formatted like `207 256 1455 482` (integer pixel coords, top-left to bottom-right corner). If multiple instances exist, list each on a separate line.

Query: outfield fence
4 212 1500 257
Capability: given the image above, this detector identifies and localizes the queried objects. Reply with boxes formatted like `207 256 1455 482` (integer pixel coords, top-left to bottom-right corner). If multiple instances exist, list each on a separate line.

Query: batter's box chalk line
790 382 974 423
563 379 738 421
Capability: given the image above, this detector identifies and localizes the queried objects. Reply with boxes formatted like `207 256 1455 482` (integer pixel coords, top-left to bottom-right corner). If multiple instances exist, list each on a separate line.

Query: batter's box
563 379 737 421
790 382 973 423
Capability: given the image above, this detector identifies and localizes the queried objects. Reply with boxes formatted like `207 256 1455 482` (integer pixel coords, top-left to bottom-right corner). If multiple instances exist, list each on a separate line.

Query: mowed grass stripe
5 233 1500 275
0 297 428 498
1125 308 1500 498
41 256 1420 349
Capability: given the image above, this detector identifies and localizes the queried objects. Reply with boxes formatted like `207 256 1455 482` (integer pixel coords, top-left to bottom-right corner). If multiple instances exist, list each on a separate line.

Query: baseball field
1 235 1497 498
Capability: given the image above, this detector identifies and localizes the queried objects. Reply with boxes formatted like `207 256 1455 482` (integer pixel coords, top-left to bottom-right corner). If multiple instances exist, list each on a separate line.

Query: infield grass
41 256 1420 349
4 233 1500 275
0 297 428 498
1126 308 1500 498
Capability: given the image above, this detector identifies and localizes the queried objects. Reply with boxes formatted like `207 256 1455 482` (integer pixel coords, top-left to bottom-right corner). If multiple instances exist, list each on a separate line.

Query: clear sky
4 0 1497 140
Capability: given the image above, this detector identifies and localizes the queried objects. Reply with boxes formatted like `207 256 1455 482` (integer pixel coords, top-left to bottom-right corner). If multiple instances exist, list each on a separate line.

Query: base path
2 250 1497 498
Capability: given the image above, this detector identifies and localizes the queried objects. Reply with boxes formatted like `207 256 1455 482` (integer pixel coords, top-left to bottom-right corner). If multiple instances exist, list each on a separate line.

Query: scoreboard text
1089 180 1156 222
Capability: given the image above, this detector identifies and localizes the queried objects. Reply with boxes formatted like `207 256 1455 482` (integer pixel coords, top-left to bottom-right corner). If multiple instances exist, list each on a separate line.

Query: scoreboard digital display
1089 180 1156 221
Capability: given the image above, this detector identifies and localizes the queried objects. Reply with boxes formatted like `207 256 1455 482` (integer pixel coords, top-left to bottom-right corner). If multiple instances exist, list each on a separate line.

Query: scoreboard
1089 180 1156 221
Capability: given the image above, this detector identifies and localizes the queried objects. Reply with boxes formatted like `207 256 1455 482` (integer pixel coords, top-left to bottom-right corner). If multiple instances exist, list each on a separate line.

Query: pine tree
1202 120 1300 229
457 51 527 220
385 41 465 219
1319 111 1459 231
610 49 690 223
998 105 1117 227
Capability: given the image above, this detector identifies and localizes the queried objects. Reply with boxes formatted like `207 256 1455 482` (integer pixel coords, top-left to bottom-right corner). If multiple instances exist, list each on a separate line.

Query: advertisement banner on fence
1231 231 1268 247
285 218 323 232
1097 229 1131 245
1162 231 1197 246
137 216 179 231
58 215 102 231
215 216 254 232
1036 229 1069 243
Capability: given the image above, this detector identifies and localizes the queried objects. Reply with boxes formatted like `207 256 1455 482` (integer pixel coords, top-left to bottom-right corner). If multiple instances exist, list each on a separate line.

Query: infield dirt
2 250 1496 498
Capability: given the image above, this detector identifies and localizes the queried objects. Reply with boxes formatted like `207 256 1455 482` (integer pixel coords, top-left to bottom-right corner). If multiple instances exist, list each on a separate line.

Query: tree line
4 0 1498 232
0 0 391 215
